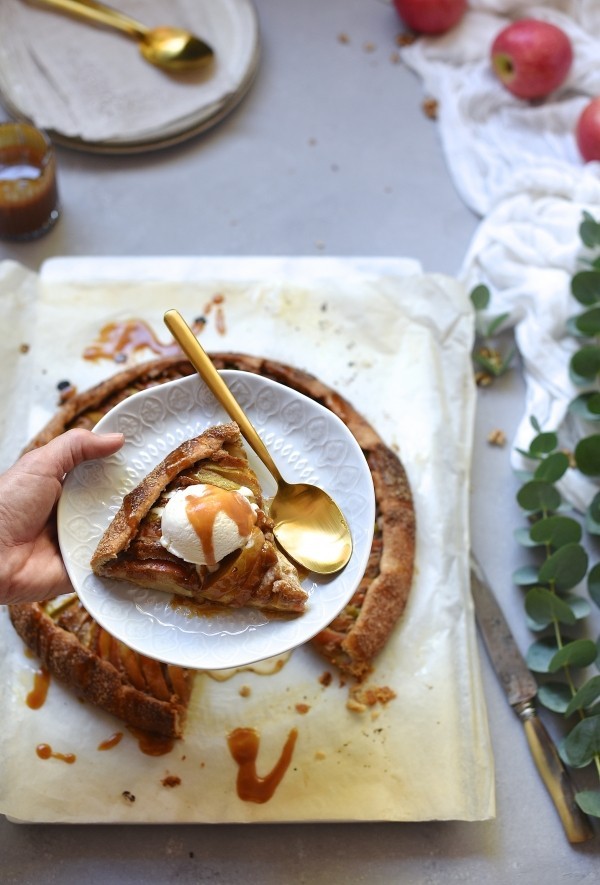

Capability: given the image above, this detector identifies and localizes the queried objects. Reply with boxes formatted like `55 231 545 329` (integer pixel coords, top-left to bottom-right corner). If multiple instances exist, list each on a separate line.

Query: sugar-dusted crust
9 598 191 737
16 353 415 688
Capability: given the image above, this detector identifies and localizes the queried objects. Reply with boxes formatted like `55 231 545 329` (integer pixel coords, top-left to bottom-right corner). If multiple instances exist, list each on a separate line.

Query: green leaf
527 637 560 673
576 306 600 336
571 270 600 306
575 790 600 818
560 714 600 767
580 213 600 249
562 593 592 621
569 392 600 422
513 565 539 586
529 432 558 457
538 543 589 591
575 434 600 476
565 676 600 717
529 515 581 548
516 480 561 514
538 681 572 714
530 416 542 433
525 587 577 627
484 313 510 337
549 639 598 672
588 562 600 608
566 315 587 338
514 526 541 548
533 452 570 483
571 346 600 382
470 284 490 311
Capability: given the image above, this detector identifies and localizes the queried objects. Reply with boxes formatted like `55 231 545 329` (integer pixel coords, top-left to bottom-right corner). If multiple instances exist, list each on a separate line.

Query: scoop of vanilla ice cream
160 483 257 566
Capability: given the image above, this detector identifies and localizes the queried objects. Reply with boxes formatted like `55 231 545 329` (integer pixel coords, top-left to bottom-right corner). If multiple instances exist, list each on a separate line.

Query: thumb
20 428 124 483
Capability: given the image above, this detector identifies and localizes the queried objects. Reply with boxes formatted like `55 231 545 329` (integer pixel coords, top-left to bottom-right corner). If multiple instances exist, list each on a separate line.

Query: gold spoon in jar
164 310 353 576
30 0 214 73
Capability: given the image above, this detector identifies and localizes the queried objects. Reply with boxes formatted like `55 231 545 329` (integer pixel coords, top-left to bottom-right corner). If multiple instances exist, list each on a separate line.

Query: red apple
576 97 600 162
491 19 573 100
392 0 467 36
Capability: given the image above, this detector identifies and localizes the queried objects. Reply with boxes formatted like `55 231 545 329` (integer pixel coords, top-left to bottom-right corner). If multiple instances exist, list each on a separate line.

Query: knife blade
470 555 594 843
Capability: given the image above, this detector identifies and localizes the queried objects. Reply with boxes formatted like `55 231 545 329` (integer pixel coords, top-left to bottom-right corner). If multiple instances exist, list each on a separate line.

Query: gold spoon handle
164 310 284 485
29 0 148 40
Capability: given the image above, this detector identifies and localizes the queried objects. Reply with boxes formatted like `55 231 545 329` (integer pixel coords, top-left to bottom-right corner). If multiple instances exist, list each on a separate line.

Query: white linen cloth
400 0 600 510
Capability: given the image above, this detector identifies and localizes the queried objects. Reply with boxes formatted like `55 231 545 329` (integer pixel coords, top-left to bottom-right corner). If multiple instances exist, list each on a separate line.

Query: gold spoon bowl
164 310 353 576
31 0 214 73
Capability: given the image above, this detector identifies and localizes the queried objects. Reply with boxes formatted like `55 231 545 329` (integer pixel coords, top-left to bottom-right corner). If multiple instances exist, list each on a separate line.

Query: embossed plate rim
57 370 375 669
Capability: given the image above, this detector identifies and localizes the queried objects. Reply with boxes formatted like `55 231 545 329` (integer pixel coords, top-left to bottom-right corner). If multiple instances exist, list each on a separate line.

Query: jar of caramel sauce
0 122 60 240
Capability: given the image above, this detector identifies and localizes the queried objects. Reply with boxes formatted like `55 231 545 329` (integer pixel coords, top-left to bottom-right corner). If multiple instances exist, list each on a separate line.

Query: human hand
0 428 124 605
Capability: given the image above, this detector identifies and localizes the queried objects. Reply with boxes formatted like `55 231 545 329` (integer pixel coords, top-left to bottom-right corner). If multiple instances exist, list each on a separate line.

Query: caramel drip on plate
36 744 76 764
26 665 50 709
227 727 298 803
185 486 255 566
127 726 175 757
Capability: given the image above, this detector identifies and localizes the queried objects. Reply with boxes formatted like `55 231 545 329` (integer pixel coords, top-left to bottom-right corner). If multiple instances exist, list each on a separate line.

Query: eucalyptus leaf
470 284 490 311
516 480 561 514
575 790 600 818
549 639 598 672
514 526 541 548
529 432 558 457
575 306 600 336
513 565 540 586
560 714 600 768
529 515 581 549
562 593 592 621
525 587 576 628
575 434 600 477
527 637 560 673
569 392 600 422
530 416 542 433
580 213 600 249
565 315 587 338
485 313 510 337
571 346 600 381
565 676 600 717
538 543 588 591
571 270 600 306
538 682 572 714
533 452 570 483
588 562 600 609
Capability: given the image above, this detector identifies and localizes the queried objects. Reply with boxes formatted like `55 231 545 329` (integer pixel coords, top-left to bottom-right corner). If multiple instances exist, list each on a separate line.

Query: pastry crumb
161 775 181 788
122 790 136 803
363 41 376 53
239 685 251 698
319 671 332 687
422 97 439 120
487 428 506 447
314 750 327 761
338 32 350 45
350 684 396 708
346 698 368 713
395 32 416 47
19 342 30 354
390 51 401 65
295 703 310 715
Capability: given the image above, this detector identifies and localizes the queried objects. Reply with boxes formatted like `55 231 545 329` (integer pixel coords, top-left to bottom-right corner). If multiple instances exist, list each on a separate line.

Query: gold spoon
31 0 214 73
164 310 353 576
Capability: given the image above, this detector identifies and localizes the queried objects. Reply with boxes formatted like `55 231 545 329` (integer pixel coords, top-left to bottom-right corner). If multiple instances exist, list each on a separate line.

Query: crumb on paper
295 703 310 715
346 698 368 713
338 32 350 45
487 428 506 447
395 32 416 47
315 750 327 761
122 790 136 803
349 684 397 710
161 775 182 788
475 371 493 388
19 343 30 354
239 685 251 698
422 98 439 120
319 671 332 687
363 41 376 53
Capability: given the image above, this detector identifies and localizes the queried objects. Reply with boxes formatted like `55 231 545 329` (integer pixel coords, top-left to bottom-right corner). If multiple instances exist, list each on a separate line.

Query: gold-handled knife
470 555 594 843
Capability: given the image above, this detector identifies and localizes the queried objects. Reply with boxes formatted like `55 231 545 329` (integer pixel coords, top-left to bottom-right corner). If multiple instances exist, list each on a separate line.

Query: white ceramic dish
58 370 375 670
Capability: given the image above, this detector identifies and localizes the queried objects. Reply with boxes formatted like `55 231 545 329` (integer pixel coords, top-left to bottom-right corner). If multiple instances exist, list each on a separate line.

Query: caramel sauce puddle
227 727 298 803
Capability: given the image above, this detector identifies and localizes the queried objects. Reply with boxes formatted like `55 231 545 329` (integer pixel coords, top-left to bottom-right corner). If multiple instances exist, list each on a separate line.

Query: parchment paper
0 256 494 823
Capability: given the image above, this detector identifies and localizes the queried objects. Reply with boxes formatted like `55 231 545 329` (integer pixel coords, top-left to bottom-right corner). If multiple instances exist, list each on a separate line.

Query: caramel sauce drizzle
127 726 175 757
98 731 124 751
185 486 255 566
227 727 298 803
26 665 50 710
36 743 76 764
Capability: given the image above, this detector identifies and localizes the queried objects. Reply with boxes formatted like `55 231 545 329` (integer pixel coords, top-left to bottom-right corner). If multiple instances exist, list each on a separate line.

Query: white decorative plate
0 0 259 154
58 371 375 670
